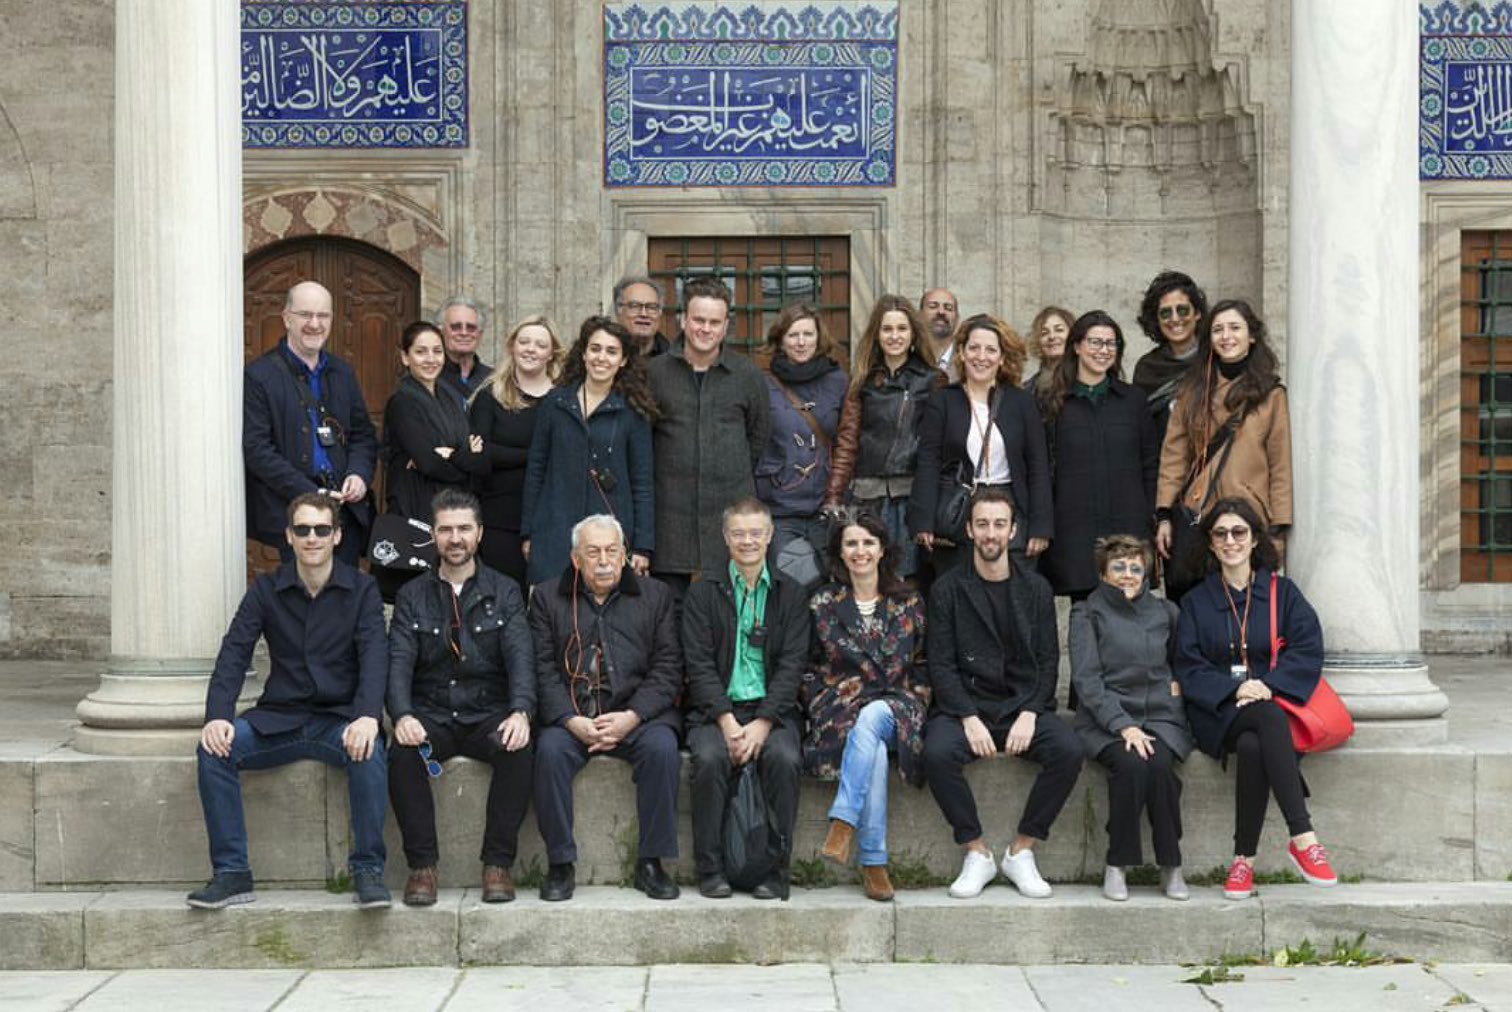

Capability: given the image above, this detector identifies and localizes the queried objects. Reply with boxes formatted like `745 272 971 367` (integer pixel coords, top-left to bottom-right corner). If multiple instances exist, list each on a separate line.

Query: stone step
3 883 1510 971
4 740 1507 893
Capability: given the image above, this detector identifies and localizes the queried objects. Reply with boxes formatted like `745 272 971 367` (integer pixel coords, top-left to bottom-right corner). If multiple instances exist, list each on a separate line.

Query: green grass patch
324 870 352 894
513 855 545 890
887 850 952 890
1270 932 1408 968
789 856 838 889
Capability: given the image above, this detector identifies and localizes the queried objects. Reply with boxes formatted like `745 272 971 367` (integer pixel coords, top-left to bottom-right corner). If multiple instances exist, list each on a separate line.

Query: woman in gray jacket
1070 534 1193 902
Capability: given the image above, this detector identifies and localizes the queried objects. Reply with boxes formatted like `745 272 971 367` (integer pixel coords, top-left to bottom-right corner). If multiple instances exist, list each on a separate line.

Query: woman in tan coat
1154 300 1291 599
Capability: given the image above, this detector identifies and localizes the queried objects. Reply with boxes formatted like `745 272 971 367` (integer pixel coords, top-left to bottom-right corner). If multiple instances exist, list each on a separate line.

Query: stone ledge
3 742 1489 892
6 883 1512 970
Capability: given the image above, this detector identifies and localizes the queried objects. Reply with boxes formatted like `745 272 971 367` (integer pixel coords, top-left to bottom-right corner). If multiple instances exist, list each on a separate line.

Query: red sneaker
1223 858 1255 900
1288 840 1338 887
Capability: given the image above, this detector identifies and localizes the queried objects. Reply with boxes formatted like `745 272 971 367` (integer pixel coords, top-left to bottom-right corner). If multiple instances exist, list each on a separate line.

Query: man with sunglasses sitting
244 279 378 565
190 492 390 910
385 489 535 906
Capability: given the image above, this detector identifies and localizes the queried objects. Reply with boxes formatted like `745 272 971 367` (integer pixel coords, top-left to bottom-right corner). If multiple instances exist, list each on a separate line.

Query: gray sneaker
1160 865 1190 901
352 870 392 909
1102 865 1128 902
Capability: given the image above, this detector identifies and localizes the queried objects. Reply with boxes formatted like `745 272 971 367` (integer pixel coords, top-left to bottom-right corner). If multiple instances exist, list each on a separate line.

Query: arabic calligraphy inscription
241 1 467 150
1422 2 1512 178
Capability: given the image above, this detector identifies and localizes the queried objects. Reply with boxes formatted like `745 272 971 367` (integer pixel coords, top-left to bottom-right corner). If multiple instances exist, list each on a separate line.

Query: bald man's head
282 281 334 362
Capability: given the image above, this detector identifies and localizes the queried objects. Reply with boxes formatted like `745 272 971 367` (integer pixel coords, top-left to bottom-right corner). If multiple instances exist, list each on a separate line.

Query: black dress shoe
751 872 789 901
634 858 680 900
698 872 732 898
540 862 575 902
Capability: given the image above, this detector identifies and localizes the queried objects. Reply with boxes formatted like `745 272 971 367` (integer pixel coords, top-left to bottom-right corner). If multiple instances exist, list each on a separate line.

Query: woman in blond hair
468 315 564 586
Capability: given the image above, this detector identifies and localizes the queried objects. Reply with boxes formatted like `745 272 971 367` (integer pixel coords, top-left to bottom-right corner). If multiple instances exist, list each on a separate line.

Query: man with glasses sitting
190 492 390 910
529 514 684 902
244 279 378 566
385 488 535 906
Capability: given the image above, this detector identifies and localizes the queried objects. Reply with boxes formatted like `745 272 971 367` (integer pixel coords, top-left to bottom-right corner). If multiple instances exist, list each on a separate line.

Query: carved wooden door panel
242 237 421 576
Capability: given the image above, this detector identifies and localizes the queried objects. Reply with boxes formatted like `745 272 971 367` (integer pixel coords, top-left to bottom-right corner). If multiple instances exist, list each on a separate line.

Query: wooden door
243 237 421 575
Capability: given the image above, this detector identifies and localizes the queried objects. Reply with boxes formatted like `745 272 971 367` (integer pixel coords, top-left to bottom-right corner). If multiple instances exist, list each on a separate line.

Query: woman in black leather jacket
824 295 941 579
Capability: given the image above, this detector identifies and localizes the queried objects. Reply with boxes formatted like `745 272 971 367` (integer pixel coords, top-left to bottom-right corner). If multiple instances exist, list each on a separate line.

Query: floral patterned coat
802 584 931 786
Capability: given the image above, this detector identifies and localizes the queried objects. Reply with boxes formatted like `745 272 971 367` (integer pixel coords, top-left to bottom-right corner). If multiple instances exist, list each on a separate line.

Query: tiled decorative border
1421 1 1512 179
603 2 898 187
241 0 468 149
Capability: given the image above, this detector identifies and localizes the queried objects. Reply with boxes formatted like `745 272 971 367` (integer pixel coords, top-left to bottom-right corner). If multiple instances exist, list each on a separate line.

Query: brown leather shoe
481 864 516 903
820 819 856 866
403 866 438 907
861 864 894 902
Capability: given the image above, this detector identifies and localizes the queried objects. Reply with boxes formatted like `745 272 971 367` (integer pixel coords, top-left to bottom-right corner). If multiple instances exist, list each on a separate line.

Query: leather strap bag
1267 572 1354 753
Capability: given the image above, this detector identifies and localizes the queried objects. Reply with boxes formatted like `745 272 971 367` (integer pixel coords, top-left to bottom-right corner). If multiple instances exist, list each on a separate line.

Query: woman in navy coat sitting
520 317 656 586
1174 497 1337 900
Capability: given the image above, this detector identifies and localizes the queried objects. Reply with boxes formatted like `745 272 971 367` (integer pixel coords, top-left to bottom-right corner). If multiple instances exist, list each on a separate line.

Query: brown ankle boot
481 864 516 903
820 819 856 866
403 866 438 907
861 864 894 902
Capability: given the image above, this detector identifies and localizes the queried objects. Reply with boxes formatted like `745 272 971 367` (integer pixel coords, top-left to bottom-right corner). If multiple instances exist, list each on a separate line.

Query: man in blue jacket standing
244 280 378 565
189 492 390 910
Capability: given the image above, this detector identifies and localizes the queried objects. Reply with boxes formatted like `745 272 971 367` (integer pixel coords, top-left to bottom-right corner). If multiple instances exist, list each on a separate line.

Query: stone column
74 0 250 754
1286 0 1448 745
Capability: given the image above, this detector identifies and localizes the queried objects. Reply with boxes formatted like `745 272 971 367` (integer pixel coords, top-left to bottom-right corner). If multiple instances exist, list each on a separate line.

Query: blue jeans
828 700 897 866
197 714 388 876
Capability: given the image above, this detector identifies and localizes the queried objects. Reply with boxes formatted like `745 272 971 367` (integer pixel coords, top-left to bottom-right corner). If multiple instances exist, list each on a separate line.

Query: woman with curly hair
909 313 1052 575
807 511 931 902
1155 299 1292 599
468 315 564 586
1132 271 1209 443
824 295 942 579
520 317 657 586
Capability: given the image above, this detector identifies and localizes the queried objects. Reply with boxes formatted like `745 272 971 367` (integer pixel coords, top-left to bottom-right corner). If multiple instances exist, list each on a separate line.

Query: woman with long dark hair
909 313 1052 575
1175 498 1337 900
468 315 564 587
1036 311 1159 599
1132 271 1208 443
807 511 931 902
755 303 849 590
519 317 656 587
824 295 941 579
1154 299 1292 598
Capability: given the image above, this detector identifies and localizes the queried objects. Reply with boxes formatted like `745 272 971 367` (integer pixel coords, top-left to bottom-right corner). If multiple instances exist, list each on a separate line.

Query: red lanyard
1221 574 1254 667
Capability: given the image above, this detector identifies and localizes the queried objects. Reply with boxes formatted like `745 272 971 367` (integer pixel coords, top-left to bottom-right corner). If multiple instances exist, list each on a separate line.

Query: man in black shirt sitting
922 488 1082 900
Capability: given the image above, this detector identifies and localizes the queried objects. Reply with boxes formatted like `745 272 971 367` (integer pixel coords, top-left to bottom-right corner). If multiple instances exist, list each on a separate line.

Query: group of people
192 270 1332 911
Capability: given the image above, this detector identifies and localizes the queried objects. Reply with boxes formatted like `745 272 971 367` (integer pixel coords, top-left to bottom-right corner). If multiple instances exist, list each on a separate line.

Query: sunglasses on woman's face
1210 525 1252 543
1108 560 1145 576
1158 304 1194 322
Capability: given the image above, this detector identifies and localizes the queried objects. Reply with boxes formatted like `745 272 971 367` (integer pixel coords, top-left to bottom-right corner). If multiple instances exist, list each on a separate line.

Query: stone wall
0 0 114 658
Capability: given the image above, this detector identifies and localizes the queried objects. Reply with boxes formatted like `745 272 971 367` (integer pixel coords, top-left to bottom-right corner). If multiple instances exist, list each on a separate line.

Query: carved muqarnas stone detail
1045 0 1256 216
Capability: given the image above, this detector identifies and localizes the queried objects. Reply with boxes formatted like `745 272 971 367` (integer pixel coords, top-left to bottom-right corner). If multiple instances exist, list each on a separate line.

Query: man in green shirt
683 498 810 899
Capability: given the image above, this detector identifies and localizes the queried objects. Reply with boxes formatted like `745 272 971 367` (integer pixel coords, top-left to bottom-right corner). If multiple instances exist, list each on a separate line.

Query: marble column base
1326 655 1450 747
73 658 260 756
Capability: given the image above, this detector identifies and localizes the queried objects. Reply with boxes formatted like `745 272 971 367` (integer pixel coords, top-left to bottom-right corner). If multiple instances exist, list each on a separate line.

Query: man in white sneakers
921 488 1082 899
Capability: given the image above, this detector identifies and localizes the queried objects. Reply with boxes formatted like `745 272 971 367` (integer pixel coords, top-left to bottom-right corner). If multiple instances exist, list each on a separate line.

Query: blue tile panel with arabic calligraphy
241 1 467 149
1422 2 1512 178
603 3 898 187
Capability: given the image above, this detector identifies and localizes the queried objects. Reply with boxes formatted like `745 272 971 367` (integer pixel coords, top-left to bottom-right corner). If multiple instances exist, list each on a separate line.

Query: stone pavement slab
1020 965 1216 1012
460 887 892 966
83 889 459 969
1197 964 1466 1011
278 967 460 1010
71 969 301 1011
0 970 112 1011
443 966 649 1011
1429 964 1512 1012
893 885 1263 964
0 891 91 970
832 963 1037 1010
645 964 837 1012
1259 883 1512 963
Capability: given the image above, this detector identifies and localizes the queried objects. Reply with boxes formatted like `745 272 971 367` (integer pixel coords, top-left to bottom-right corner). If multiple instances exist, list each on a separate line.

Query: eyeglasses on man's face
286 310 332 324
290 523 335 538
619 300 661 314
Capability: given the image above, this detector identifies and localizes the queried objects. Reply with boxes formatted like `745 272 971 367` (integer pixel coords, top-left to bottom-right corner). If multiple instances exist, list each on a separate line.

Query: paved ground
2 962 1509 1011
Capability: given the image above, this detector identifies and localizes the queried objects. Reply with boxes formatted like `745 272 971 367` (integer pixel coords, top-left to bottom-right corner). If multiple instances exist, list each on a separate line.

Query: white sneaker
1000 847 1053 898
947 849 998 899
1102 864 1128 902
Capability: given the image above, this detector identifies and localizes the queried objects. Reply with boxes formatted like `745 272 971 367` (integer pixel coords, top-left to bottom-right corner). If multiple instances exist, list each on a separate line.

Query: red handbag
1267 573 1354 753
